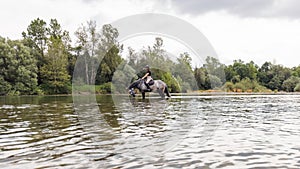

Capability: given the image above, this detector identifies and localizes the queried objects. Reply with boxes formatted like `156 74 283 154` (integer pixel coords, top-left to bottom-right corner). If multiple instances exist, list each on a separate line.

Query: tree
22 18 48 84
40 19 72 94
257 61 272 87
282 76 300 92
127 47 138 69
259 64 292 91
96 24 123 85
75 22 122 86
40 37 70 94
174 52 197 90
267 75 281 91
97 45 123 84
194 67 209 90
204 56 226 83
0 37 38 95
224 65 236 82
0 76 11 95
75 20 100 84
22 18 48 57
138 37 171 71
294 83 300 92
208 75 222 89
292 65 300 77
178 52 192 71
246 61 258 80
232 59 248 80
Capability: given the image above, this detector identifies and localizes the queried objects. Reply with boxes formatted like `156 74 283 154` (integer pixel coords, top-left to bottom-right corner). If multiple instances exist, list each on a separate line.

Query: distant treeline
1 18 300 95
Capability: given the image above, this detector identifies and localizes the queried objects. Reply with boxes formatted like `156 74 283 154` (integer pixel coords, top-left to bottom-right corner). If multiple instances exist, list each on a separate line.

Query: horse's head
128 88 136 97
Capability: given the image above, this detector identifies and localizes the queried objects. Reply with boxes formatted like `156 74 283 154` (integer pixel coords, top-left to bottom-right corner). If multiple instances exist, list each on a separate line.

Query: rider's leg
145 78 151 91
144 80 151 91
145 82 151 91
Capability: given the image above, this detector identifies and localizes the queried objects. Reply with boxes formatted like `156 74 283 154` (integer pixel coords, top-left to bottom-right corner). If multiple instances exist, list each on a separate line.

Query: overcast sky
1 0 300 67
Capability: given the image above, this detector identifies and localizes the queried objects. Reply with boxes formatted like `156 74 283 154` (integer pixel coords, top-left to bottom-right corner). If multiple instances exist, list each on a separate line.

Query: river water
0 94 300 169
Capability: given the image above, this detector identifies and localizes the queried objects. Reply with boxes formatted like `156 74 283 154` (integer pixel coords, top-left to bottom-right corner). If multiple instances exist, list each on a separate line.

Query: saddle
148 80 154 85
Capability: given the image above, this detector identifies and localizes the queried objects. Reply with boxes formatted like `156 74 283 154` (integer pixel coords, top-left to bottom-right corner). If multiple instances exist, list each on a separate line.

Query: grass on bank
221 79 272 93
73 82 114 94
72 78 300 95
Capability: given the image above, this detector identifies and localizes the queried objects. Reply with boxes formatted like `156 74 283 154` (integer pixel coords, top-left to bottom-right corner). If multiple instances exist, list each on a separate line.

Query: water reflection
0 95 300 168
97 95 121 128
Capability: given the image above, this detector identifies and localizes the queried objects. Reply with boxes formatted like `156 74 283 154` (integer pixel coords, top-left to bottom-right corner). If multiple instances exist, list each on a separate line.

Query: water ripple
1 95 300 168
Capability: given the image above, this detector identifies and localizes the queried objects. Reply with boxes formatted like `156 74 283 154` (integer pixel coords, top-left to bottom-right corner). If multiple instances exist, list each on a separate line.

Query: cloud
170 0 300 19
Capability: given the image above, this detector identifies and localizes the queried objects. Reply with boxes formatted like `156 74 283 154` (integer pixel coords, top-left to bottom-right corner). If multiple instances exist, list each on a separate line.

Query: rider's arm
142 73 149 79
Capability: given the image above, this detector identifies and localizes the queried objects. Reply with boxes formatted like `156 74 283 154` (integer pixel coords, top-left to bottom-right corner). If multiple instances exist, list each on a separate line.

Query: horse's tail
164 85 171 97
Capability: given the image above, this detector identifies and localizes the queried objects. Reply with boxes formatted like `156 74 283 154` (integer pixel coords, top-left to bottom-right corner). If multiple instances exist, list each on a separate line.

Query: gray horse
128 79 171 99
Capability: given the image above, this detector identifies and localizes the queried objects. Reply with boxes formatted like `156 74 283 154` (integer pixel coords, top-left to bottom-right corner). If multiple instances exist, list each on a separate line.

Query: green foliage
161 72 180 93
222 82 234 92
253 85 270 93
96 24 123 85
112 62 136 94
173 53 197 90
282 76 300 92
257 62 272 86
178 52 192 71
40 37 71 94
0 37 38 95
2 18 300 95
233 83 246 92
72 85 95 93
125 37 181 92
231 75 241 83
138 37 171 71
95 82 114 94
96 45 123 84
0 76 12 95
226 60 258 82
73 84 114 94
208 75 222 89
257 63 291 91
204 56 226 83
22 18 48 85
194 67 208 90
22 18 48 57
74 21 122 86
224 65 236 82
294 83 300 92
74 20 100 84
146 68 180 93
224 78 269 92
292 66 300 77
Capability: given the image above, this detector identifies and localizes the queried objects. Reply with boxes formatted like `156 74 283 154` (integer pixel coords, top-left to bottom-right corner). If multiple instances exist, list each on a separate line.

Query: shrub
40 82 71 95
253 85 269 92
208 75 223 89
231 78 270 93
294 83 300 92
95 82 114 94
222 82 234 92
282 76 300 92
162 73 181 93
0 78 12 95
234 83 246 92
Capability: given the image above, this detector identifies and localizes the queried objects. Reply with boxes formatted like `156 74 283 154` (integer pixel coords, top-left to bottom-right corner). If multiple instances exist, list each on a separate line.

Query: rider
141 65 152 91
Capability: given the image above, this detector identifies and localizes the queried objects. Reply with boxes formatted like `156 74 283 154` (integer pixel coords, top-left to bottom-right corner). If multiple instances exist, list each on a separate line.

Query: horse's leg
157 89 165 99
142 92 145 99
164 86 171 97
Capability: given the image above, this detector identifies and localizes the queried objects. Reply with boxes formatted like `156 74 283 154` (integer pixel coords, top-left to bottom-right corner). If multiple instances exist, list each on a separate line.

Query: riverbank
2 90 300 97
